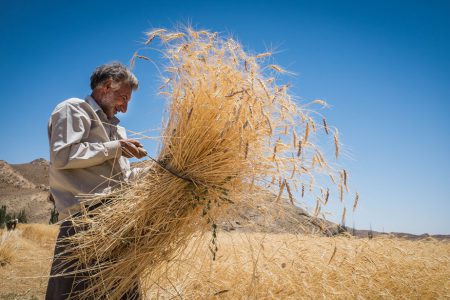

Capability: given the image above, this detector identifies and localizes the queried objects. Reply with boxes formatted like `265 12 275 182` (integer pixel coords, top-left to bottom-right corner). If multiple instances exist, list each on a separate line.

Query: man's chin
108 110 116 119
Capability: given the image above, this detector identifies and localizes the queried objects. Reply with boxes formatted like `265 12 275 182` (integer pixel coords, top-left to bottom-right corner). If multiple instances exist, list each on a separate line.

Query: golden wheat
144 233 450 299
54 27 350 299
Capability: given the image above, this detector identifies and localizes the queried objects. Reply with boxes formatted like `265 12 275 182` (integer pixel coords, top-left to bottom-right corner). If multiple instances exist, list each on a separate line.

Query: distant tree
368 224 374 240
48 193 59 224
49 206 59 224
17 209 27 223
5 212 15 223
1 209 30 225
0 205 6 229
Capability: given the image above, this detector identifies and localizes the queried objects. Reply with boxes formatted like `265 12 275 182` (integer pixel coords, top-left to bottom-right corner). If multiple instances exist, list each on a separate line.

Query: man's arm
49 102 122 169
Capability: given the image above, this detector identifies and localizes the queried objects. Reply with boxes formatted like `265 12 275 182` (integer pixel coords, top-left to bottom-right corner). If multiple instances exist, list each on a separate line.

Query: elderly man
46 62 146 299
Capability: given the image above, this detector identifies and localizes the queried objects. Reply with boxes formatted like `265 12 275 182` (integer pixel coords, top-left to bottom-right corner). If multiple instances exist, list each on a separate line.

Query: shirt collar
85 95 120 125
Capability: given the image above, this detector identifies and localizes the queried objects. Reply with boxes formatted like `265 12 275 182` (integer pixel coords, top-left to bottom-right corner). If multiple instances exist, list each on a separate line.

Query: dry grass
0 225 58 267
2 225 449 299
0 224 58 299
146 233 450 299
56 27 353 299
0 229 16 266
21 223 59 244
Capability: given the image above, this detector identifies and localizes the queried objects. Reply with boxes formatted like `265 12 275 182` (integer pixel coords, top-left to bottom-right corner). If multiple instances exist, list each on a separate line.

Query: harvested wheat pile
58 27 352 299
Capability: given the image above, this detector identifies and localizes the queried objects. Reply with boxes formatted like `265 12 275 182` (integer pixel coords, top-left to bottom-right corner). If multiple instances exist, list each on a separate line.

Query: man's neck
90 92 102 107
89 91 120 124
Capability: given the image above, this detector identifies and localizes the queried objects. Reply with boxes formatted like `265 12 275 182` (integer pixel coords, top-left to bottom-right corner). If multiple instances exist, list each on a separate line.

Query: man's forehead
117 83 132 95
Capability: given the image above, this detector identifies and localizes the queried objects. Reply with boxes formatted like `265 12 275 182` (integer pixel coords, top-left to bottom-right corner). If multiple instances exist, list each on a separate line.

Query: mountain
1 158 448 239
12 158 50 188
0 158 331 234
0 160 36 189
0 159 52 223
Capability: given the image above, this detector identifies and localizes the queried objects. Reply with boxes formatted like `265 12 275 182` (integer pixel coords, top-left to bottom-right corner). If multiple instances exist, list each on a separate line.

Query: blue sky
1 0 449 234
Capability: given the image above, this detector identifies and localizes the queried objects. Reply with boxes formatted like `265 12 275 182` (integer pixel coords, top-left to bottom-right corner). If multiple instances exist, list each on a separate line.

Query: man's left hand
120 139 147 159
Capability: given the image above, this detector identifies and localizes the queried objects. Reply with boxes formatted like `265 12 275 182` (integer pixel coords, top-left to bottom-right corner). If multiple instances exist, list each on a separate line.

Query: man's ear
102 79 113 92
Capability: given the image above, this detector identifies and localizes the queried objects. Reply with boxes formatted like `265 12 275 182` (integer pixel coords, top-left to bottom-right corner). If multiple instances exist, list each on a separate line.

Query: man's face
99 82 132 119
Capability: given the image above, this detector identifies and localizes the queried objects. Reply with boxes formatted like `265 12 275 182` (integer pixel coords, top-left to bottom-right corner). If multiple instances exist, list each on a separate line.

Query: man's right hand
120 139 147 159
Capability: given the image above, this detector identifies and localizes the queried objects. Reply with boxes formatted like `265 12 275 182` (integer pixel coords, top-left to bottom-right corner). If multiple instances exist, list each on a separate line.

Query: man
46 62 146 299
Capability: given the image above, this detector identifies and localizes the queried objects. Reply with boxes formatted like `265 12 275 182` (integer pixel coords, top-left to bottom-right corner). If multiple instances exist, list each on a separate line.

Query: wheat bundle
57 28 349 299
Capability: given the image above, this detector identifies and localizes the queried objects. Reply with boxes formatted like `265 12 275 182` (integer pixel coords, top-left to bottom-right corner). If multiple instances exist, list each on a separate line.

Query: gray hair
90 62 139 91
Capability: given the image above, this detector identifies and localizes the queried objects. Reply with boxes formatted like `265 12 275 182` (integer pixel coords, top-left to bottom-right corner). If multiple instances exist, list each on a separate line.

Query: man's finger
121 147 134 158
127 139 143 147
137 147 148 157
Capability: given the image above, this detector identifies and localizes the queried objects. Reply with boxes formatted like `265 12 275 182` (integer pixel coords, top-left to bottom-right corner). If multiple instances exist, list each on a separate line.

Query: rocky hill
0 160 36 190
0 158 333 234
0 159 52 223
11 158 50 188
1 158 448 239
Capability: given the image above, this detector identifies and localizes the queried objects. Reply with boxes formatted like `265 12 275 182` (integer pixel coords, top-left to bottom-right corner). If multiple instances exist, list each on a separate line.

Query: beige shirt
48 96 133 219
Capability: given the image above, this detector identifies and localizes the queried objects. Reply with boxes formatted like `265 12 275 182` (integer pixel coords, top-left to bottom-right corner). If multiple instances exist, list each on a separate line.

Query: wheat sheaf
56 27 352 299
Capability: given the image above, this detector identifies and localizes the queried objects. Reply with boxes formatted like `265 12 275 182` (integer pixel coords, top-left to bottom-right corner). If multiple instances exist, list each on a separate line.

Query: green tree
49 207 59 224
5 212 15 223
0 205 6 229
368 224 374 240
17 209 27 223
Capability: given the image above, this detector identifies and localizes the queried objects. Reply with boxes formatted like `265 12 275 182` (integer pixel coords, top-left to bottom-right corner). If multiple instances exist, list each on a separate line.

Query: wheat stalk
353 192 359 212
54 27 350 299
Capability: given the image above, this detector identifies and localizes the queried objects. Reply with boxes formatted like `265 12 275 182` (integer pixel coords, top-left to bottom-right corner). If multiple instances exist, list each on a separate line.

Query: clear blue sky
1 0 449 234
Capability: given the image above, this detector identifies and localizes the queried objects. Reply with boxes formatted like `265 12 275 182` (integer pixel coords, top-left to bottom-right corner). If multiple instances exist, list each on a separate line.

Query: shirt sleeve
49 102 122 169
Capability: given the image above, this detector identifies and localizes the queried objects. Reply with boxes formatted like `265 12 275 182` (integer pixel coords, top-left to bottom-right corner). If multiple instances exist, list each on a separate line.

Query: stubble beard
100 91 117 119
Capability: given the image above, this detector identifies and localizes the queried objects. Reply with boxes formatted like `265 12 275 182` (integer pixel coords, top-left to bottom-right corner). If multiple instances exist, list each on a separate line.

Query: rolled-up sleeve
49 102 122 169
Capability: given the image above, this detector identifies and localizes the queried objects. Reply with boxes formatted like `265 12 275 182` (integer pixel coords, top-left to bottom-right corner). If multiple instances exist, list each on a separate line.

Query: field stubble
146 232 450 299
4 224 446 299
0 224 58 299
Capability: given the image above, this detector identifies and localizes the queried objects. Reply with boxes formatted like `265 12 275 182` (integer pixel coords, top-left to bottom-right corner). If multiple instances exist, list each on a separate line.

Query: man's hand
120 139 147 159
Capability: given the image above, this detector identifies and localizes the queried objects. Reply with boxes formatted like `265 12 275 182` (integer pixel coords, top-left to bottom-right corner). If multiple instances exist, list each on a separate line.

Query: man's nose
120 102 128 113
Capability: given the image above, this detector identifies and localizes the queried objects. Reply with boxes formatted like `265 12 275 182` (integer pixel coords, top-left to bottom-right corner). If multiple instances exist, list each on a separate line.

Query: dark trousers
46 207 141 299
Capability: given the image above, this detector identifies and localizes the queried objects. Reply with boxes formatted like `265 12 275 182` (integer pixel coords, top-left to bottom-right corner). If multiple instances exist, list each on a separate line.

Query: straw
57 27 348 299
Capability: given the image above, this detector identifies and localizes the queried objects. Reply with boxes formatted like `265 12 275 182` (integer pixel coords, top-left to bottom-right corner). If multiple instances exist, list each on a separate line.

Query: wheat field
2 27 449 299
1 224 449 299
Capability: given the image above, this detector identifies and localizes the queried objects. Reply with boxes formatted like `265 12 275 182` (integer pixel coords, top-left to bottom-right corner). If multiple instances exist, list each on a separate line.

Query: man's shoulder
51 98 93 115
54 97 85 109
